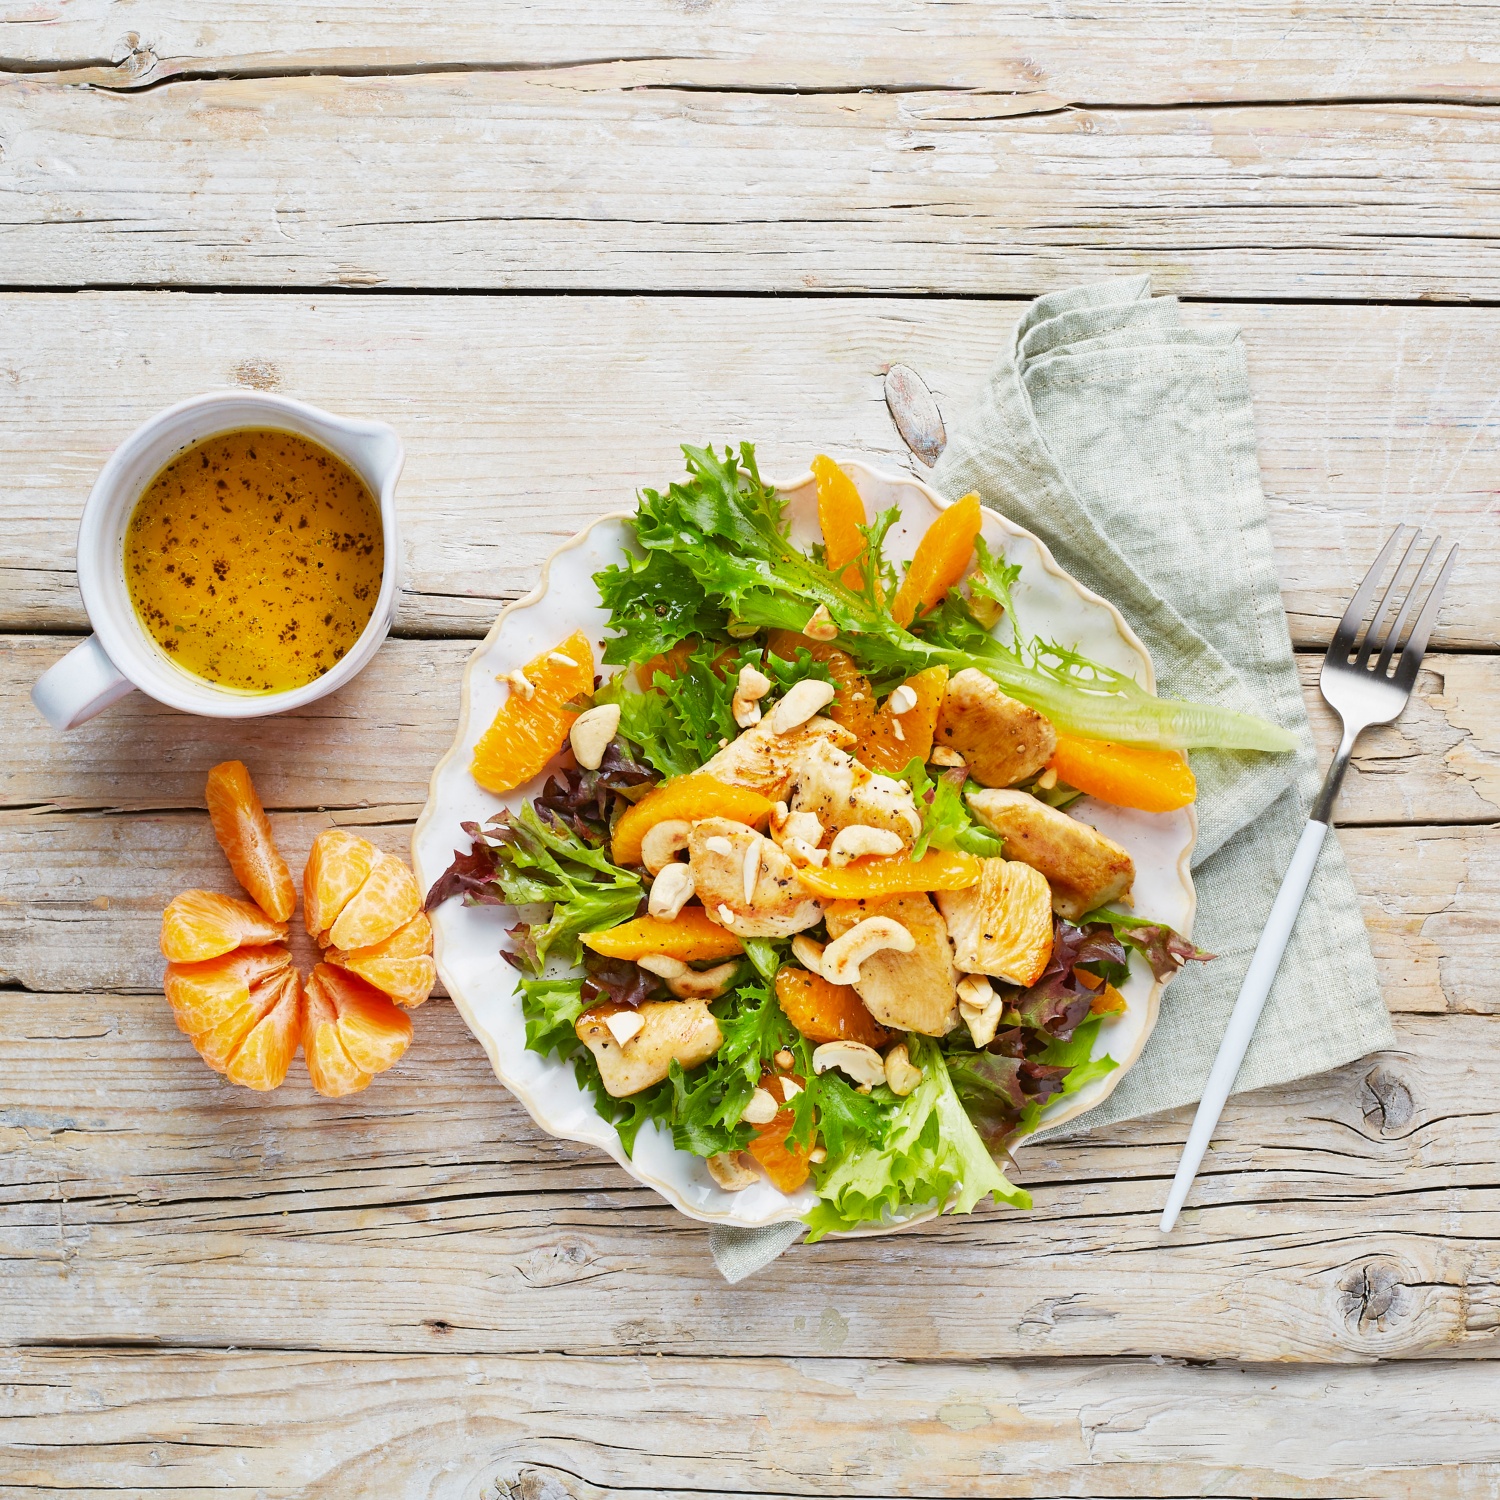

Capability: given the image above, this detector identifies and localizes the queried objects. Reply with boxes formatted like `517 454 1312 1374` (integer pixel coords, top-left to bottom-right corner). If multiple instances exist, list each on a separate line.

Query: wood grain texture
0 294 1496 648
7 73 1500 298
3 994 1499 1364
8 0 1500 105
6 638 1499 827
7 1348 1500 1500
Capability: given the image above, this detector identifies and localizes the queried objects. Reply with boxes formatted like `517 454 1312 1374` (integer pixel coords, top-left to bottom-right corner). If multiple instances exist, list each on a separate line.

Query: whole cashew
811 1040 886 1087
768 678 837 734
648 861 696 920
706 1151 759 1191
732 665 772 728
821 916 916 985
640 818 693 876
827 824 905 867
791 933 827 978
882 1041 924 1097
637 953 740 1001
568 703 622 771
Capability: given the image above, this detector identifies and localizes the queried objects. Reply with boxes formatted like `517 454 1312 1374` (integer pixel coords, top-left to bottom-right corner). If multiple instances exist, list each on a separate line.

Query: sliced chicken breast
688 818 823 938
936 857 1054 987
824 893 959 1037
786 737 921 846
934 668 1056 787
699 715 855 801
966 787 1134 921
576 999 723 1097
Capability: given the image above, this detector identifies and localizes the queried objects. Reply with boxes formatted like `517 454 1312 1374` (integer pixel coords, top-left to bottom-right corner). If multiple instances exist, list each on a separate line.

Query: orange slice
221 969 303 1091
746 1075 813 1194
811 454 870 592
796 849 982 900
856 666 948 775
304 828 379 941
1048 735 1197 813
327 911 437 1008
891 493 982 628
302 963 414 1098
774 966 890 1048
160 889 288 964
204 760 296 922
164 945 294 1039
327 850 422 952
471 629 596 794
582 909 744 964
611 773 774 867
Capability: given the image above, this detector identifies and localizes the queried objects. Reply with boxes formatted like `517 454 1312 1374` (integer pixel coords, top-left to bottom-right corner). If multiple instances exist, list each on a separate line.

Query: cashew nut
768 678 837 734
803 604 838 642
808 1146 828 1165
827 824 905 867
706 1151 759 1191
647 861 696 920
501 667 535 700
604 1009 645 1047
812 1040 886 1088
883 1040 923 1097
782 837 828 868
637 952 740 1001
732 664 773 728
640 818 692 876
930 746 966 768
740 1087 781 1125
957 972 1004 1048
888 683 918 715
569 702 621 771
821 915 916 984
770 804 823 848
791 933 828 978
741 839 762 903
704 834 735 857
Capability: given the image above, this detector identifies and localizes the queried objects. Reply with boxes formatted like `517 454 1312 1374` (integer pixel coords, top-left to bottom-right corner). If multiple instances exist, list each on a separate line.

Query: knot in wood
1361 1065 1415 1136
1338 1258 1410 1336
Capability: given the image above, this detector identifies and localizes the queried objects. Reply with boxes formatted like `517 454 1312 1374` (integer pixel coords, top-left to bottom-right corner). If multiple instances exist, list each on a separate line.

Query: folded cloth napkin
708 276 1393 1283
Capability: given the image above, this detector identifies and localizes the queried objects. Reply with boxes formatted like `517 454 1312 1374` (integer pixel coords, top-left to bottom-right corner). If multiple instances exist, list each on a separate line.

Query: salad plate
411 457 1197 1232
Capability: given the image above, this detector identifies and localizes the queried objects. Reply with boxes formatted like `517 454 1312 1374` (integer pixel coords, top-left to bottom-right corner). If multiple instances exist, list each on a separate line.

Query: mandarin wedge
204 760 296 922
160 889 289 964
327 911 437 1008
746 1075 813 1194
774 966 891 1048
857 666 948 775
164 945 294 1039
891 493 982 628
582 909 744 964
811 454 870 592
327 850 422 952
221 968 302 1091
611 773 774 867
303 963 413 1097
471 629 596 794
304 828 379 941
1048 735 1197 813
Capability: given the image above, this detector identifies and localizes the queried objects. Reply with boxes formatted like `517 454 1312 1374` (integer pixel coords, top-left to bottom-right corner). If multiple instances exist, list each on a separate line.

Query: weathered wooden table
4 7 1500 1494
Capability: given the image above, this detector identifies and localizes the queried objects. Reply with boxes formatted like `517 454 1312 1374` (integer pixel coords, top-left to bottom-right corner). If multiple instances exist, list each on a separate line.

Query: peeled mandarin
204 760 296 923
582 909 744 964
304 828 380 941
327 911 437 1008
327 850 422 952
611 774 773 867
746 1075 813 1194
774 966 890 1048
891 492 982 628
222 968 303 1092
302 973 369 1098
303 964 413 1098
164 945 293 1038
160 888 289 964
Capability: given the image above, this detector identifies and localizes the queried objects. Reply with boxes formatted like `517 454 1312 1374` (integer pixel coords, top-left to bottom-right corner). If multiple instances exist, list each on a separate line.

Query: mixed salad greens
429 445 1256 1236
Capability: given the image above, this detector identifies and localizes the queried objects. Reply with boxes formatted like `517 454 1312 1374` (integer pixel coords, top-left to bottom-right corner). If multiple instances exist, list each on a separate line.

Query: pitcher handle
32 635 135 730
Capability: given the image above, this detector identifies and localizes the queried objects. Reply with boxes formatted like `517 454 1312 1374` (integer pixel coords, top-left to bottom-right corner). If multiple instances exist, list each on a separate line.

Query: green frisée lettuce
805 1036 1032 1241
904 759 1006 859
593 443 1294 753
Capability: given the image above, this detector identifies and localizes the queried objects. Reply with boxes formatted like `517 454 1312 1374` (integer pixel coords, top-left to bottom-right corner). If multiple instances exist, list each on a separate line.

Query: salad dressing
125 428 383 694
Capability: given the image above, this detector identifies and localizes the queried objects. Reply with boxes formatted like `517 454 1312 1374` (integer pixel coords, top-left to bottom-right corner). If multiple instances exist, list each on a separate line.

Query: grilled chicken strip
688 818 823 938
824 893 959 1037
936 857 1054 987
786 737 921 846
934 668 1057 787
966 787 1134 921
575 999 723 1097
699 715 856 802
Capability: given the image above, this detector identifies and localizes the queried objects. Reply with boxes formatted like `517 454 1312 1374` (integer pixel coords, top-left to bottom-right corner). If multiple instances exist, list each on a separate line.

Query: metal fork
1159 525 1459 1233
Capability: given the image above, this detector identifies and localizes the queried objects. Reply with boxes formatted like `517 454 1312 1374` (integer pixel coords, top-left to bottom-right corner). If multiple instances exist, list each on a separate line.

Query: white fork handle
1159 818 1329 1232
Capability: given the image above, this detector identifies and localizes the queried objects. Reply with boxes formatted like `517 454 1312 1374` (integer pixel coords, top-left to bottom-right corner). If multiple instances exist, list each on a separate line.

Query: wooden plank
6 636 1499 828
0 294 1496 648
6 76 1500 300
6 1349 1500 1500
3 999 1499 1364
8 0 1500 106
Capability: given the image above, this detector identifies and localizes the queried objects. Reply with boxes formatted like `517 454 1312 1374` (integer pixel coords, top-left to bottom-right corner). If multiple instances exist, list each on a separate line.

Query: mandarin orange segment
304 828 379 941
890 492 983 628
302 970 369 1097
164 945 293 1038
327 910 436 1006
610 773 774 867
307 964 413 1085
774 966 891 1048
204 761 296 922
327 850 422 952
471 629 596 794
767 630 877 741
856 666 948 775
1048 734 1198 813
222 968 303 1092
160 889 288 964
582 908 744 964
796 849 982 900
811 454 870 592
638 638 697 686
746 1076 813 1194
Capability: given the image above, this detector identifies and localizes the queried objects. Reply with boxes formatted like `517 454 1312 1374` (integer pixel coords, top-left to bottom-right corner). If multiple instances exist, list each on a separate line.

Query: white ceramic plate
412 462 1196 1231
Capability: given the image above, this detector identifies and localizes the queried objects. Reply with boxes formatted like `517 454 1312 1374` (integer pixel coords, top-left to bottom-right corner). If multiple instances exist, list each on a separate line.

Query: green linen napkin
708 277 1393 1283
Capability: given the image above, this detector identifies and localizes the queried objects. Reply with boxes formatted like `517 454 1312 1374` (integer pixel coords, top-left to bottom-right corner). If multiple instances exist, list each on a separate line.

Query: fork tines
1329 524 1460 688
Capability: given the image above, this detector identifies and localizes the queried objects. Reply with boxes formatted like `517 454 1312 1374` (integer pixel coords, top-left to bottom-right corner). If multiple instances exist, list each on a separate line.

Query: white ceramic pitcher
31 391 404 731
